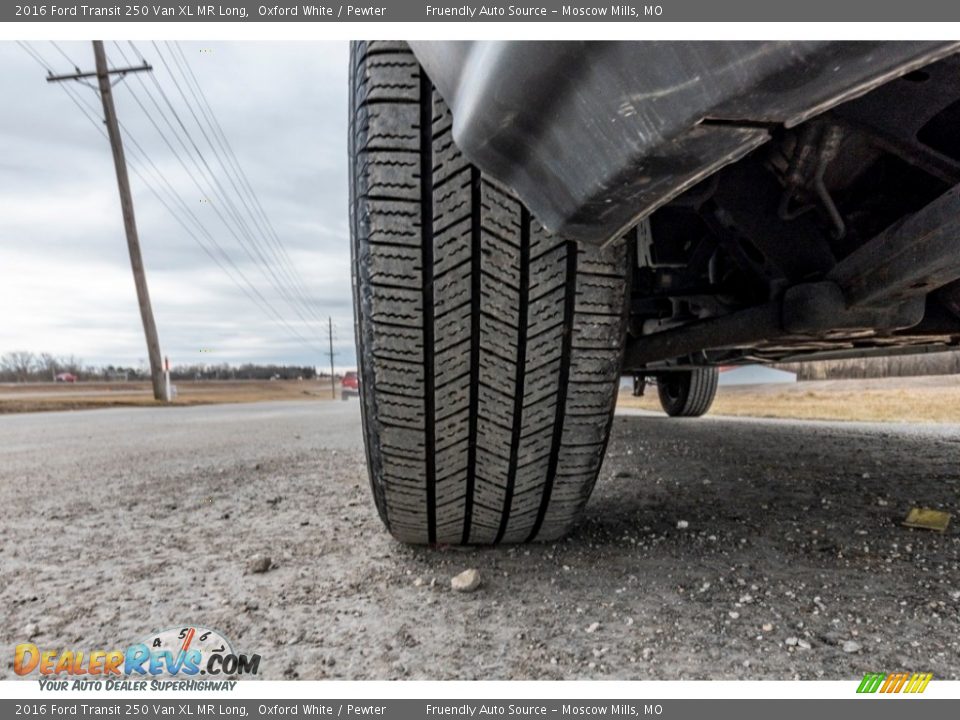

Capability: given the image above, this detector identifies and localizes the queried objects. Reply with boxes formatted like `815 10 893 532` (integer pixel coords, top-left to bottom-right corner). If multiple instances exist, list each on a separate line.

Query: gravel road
1 401 958 680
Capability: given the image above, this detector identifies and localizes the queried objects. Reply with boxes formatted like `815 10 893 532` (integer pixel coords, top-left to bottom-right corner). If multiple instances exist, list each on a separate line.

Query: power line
122 40 327 328
17 40 55 74
106 42 325 352
152 41 330 330
167 40 325 324
49 41 80 71
122 41 325 334
58 80 302 347
17 41 327 358
79 88 324 355
327 316 336 399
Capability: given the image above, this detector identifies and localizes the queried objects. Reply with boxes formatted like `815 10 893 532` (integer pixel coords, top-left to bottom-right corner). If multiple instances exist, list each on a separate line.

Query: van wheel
350 41 629 545
657 368 719 417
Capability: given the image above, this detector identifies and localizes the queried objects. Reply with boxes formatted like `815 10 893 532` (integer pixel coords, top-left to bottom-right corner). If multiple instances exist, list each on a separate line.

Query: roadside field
0 379 340 413
618 374 960 423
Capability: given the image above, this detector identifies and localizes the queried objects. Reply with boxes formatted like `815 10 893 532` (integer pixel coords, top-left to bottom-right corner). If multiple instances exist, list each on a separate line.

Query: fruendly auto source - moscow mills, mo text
425 5 663 17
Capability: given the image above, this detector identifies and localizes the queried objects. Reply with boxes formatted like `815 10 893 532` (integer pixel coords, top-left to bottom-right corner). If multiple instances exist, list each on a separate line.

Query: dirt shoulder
1 401 956 680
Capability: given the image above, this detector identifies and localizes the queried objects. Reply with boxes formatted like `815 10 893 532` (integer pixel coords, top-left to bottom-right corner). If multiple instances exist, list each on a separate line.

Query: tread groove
419 68 437 545
527 241 577 542
494 206 531 544
462 166 482 544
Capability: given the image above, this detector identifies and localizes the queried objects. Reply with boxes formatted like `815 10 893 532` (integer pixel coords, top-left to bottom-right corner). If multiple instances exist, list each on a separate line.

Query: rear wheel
350 41 629 545
657 368 719 417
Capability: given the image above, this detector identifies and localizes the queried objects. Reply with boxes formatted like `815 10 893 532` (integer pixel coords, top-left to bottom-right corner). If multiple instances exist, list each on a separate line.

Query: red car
341 371 359 400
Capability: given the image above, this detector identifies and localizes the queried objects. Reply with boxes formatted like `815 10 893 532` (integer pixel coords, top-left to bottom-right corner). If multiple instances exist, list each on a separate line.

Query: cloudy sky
0 40 354 371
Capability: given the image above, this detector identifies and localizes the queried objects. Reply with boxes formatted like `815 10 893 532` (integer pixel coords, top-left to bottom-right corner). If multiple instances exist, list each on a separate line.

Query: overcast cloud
0 40 354 371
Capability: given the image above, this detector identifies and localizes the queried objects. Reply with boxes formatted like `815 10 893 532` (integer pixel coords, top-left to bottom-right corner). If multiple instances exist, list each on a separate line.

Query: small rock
676 520 689 530
762 623 774 632
450 568 481 593
728 611 740 620
246 554 272 574
24 623 39 638
413 577 424 587
798 639 812 650
842 640 862 654
786 637 799 647
585 622 600 633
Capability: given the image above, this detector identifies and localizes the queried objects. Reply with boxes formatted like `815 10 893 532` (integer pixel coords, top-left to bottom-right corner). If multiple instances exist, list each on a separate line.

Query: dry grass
0 379 339 414
618 375 960 423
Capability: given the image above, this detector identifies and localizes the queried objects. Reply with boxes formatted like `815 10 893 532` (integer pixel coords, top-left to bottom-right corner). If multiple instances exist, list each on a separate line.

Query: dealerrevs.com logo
15 626 261 691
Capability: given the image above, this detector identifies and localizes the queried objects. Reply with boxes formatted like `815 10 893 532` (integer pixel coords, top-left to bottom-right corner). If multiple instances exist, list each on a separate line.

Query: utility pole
48 42 167 401
327 316 336 399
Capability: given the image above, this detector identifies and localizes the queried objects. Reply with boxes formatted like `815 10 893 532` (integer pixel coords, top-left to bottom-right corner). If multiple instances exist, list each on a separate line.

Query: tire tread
351 41 628 544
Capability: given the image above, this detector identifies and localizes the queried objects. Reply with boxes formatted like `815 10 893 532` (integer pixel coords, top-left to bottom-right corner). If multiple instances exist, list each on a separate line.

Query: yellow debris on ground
902 507 952 532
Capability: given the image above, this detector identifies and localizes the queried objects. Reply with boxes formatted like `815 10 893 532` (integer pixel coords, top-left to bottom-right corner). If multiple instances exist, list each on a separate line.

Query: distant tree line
169 363 317 381
0 351 317 382
777 348 960 380
0 351 96 382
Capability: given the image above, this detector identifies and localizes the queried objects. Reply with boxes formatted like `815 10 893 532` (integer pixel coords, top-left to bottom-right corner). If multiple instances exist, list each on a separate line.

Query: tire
349 41 629 545
656 368 719 417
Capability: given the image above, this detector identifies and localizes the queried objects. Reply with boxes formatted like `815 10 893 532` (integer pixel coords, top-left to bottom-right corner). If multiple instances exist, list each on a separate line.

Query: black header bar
6 1 960 23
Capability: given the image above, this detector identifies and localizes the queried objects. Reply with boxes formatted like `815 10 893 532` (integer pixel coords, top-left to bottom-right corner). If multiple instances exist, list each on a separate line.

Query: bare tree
38 352 60 381
0 351 37 382
61 355 84 375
